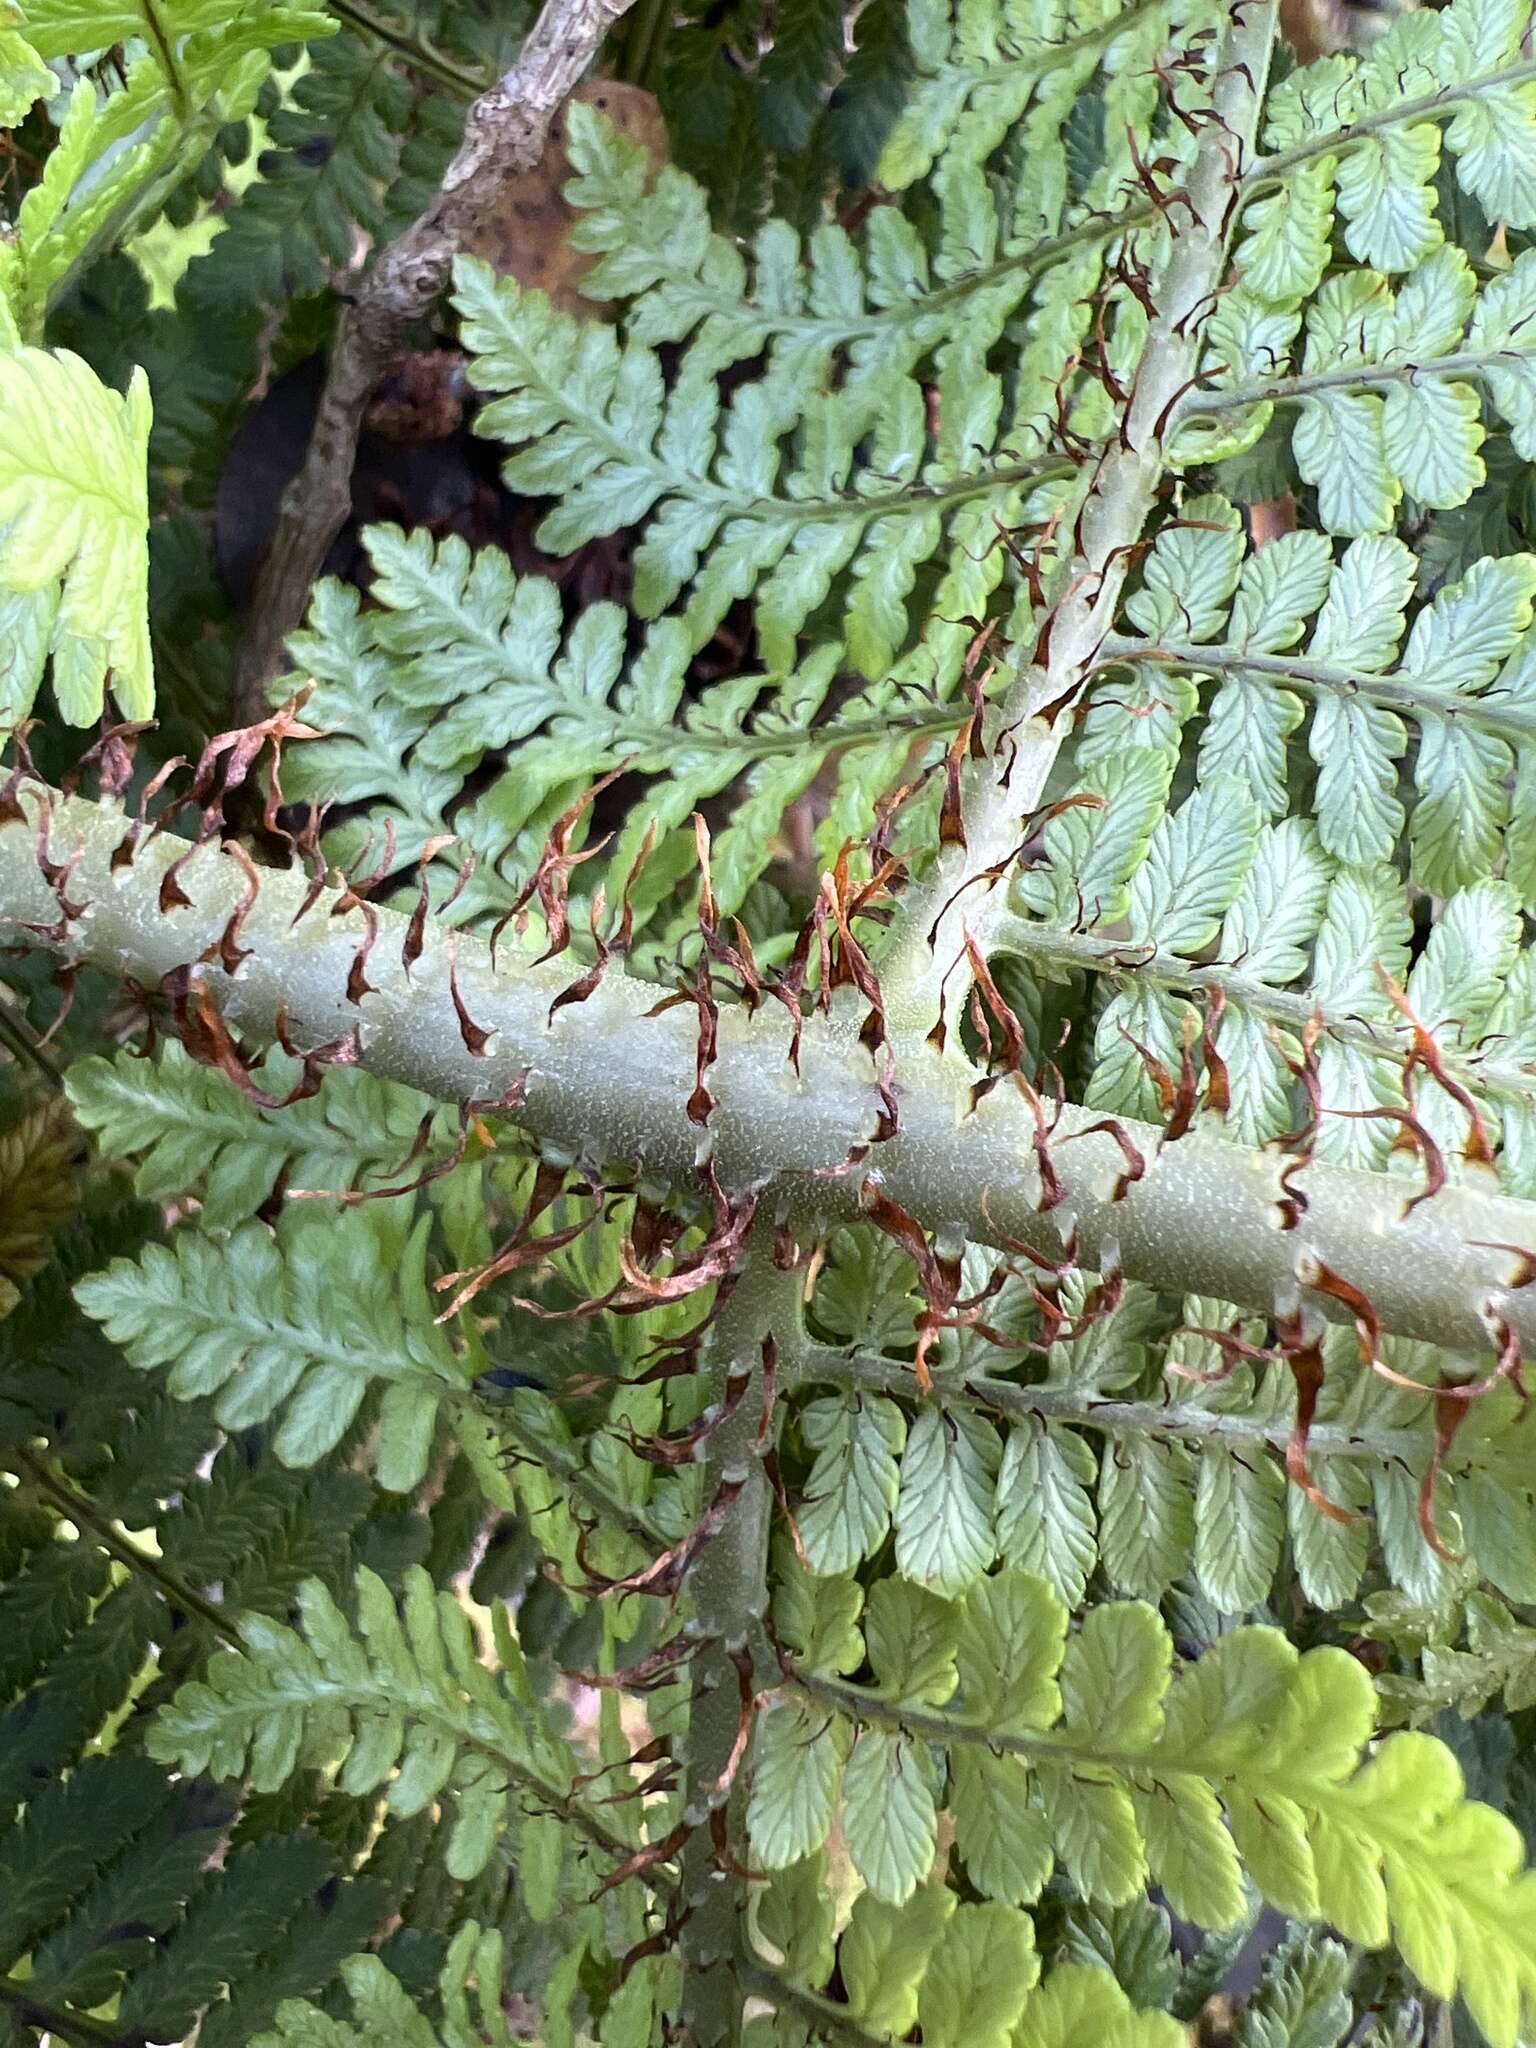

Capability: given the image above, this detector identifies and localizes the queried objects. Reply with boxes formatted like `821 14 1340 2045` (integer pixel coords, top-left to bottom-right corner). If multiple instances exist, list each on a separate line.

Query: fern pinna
5 0 1536 2040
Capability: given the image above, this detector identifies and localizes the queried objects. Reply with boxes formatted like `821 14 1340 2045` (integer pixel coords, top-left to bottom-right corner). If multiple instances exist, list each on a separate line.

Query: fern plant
6 0 1536 2042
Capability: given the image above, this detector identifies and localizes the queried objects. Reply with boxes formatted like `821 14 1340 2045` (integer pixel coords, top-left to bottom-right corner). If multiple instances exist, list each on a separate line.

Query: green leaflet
67 1042 455 1233
0 18 48 125
762 1567 1536 2038
74 1201 468 1490
248 1925 565 2048
0 347 153 722
150 1567 608 1886
5 1 334 339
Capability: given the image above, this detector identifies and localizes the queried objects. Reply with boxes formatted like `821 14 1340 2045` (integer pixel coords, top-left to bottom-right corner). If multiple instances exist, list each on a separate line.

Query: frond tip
760 1569 1536 2045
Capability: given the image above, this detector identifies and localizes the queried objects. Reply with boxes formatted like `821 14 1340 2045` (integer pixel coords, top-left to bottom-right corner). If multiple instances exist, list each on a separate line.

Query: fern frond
761 1567 1536 2044
797 1239 1536 1613
74 1201 470 1491
193 32 413 305
284 523 944 934
149 1565 648 1884
455 0 1178 676
6 2 335 333
67 1041 455 1232
454 245 1065 681
0 1577 158 1810
1241 0 1536 277
250 1922 595 2048
1180 246 1536 525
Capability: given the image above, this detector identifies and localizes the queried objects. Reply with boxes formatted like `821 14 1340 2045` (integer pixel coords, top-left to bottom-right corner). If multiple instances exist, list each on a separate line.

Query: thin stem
983 902 1536 1115
8 1446 241 1644
679 1224 791 2048
327 0 489 96
0 990 64 1088
1181 344 1536 419
803 1343 1433 1463
735 1958 892 2047
0 1977 135 2048
584 202 1157 351
1099 636 1536 750
789 1661 1171 1768
1245 55 1536 191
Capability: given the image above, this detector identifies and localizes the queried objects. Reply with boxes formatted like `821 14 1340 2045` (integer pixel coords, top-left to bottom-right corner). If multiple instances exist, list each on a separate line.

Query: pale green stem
983 905 1536 1112
879 0 1283 1028
1097 636 1536 750
801 1343 1434 1464
679 1224 797 2048
1181 345 1536 418
4 783 1536 1359
1243 54 1536 191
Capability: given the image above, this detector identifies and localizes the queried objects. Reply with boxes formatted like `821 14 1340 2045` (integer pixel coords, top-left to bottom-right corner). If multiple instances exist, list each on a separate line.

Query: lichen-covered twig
229 0 639 720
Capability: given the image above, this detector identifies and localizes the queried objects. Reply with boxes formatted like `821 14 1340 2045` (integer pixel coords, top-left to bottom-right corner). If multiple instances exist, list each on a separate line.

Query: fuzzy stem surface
2 783 1534 1360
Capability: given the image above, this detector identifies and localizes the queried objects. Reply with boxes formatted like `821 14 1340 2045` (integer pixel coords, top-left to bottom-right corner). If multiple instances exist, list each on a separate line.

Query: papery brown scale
204 839 262 974
434 1210 599 1322
939 722 970 849
287 800 337 925
28 825 86 940
963 931 1027 1072
1008 1072 1069 1213
571 1477 744 1603
590 1820 692 1902
71 718 144 803
0 747 38 828
515 772 622 965
1419 1380 1472 1562
765 1445 812 1570
1334 1102 1446 1215
1470 1241 1536 1288
172 979 340 1110
613 1364 749 1466
1275 1310 1357 1525
1061 1115 1148 1201
1298 1256 1383 1379
1378 966 1496 1170
402 835 455 975
290 1103 445 1206
342 900 380 1003
568 1644 700 1697
757 1332 778 1451
1166 1319 1274 1385
1200 985 1231 1117
701 1648 759 1807
448 951 494 1056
